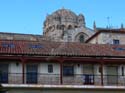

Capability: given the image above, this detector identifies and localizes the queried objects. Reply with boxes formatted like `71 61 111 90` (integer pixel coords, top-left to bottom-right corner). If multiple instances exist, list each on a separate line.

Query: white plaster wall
75 64 99 75
94 64 101 85
8 62 109 76
9 62 22 73
8 62 22 84
94 65 100 75
77 64 99 75
74 64 82 74
39 63 60 74
103 65 122 75
9 62 59 74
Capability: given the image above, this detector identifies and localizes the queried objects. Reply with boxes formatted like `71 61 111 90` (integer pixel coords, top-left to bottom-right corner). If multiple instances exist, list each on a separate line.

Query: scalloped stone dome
51 8 77 19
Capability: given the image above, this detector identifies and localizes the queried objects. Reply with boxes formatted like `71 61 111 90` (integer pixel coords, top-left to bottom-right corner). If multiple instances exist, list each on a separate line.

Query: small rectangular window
48 64 53 73
2 43 15 48
113 39 120 45
63 66 74 76
29 44 43 48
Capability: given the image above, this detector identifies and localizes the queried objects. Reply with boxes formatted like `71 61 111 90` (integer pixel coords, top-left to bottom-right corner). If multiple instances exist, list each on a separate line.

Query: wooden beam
60 61 63 85
100 62 104 86
20 57 26 84
0 56 125 64
58 57 64 85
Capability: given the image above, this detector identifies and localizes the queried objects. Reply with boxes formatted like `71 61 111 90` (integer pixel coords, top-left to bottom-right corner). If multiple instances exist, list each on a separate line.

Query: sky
0 0 125 35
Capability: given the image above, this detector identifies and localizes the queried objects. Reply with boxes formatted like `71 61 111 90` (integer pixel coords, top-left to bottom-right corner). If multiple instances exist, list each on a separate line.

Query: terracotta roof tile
0 40 125 57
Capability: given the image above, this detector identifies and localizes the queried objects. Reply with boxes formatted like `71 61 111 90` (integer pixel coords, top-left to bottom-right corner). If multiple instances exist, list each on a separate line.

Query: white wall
39 63 60 74
9 62 22 73
75 64 82 74
9 62 123 76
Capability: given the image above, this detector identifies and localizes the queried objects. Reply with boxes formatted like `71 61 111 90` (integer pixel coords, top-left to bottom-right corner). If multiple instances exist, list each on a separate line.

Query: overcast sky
0 0 125 34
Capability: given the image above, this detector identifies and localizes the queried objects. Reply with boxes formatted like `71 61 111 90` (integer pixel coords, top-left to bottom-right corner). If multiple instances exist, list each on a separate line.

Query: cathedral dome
51 8 77 19
43 8 87 40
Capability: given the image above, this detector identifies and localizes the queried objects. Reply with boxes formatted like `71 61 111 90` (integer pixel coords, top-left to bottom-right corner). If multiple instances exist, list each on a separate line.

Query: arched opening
61 25 65 30
56 25 60 29
79 35 84 43
56 25 65 30
79 19 82 22
49 26 52 30
68 25 72 30
54 16 61 21
74 25 78 28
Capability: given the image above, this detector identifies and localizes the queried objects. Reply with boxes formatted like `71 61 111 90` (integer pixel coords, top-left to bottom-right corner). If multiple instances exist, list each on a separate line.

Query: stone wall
88 32 125 44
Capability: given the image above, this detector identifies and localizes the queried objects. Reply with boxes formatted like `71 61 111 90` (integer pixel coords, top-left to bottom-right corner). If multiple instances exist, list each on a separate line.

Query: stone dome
51 8 77 19
43 8 87 40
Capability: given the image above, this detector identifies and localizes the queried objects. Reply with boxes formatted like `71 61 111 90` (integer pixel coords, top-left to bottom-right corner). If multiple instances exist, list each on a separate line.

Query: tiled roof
0 40 125 57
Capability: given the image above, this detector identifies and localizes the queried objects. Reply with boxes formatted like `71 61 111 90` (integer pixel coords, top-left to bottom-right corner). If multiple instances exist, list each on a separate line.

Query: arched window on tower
61 25 65 30
68 25 72 30
57 25 60 30
74 25 78 28
79 19 83 22
79 35 84 43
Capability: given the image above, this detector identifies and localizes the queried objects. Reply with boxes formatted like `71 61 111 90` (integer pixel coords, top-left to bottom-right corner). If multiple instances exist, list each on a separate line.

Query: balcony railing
0 73 125 86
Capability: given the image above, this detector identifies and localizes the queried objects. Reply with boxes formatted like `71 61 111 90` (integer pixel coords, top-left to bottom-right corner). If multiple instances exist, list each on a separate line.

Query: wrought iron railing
0 73 125 86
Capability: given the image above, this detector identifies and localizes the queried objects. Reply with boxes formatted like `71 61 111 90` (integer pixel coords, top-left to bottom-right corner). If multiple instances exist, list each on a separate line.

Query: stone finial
78 14 85 27
93 21 96 31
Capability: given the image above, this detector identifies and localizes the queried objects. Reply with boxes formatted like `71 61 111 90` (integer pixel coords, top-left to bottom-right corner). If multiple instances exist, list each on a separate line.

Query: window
2 43 15 48
113 39 120 45
74 25 78 28
83 74 94 85
68 25 72 30
48 64 53 73
79 35 84 43
26 64 38 84
29 44 43 48
61 25 65 30
113 47 125 51
63 66 74 76
0 64 8 83
79 19 83 22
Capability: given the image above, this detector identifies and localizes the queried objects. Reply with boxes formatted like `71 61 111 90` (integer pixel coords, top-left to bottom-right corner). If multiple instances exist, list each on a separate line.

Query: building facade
0 9 125 93
86 28 125 44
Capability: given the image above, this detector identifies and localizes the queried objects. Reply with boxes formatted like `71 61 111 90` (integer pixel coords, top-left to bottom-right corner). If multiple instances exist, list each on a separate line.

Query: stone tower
43 8 94 42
